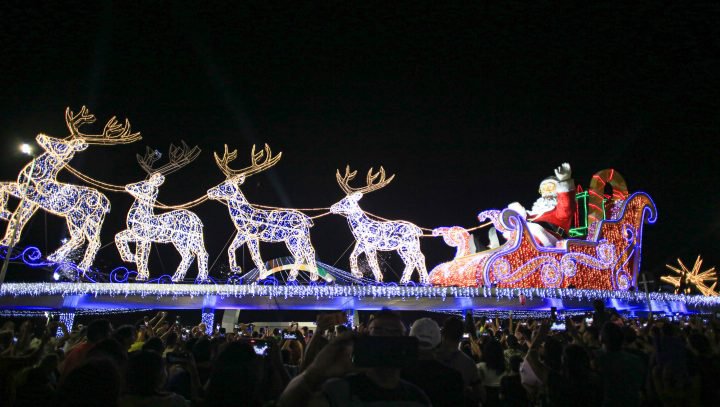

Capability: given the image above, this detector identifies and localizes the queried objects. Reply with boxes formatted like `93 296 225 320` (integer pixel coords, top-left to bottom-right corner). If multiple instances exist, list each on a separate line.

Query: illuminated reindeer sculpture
115 142 209 282
331 166 428 284
207 144 319 281
0 106 140 271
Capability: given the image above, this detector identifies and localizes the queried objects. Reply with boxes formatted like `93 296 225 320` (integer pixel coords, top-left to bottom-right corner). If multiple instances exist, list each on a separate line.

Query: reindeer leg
285 238 303 281
135 240 151 280
172 246 194 282
0 182 21 220
303 239 319 281
78 214 103 272
227 233 247 274
365 249 384 283
194 234 209 282
195 247 209 282
115 230 136 263
49 223 83 264
1 200 38 247
415 250 429 285
398 247 421 285
349 244 363 279
247 239 268 279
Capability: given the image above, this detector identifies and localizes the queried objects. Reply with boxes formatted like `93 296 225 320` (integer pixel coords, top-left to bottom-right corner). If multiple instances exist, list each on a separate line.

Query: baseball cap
409 318 441 350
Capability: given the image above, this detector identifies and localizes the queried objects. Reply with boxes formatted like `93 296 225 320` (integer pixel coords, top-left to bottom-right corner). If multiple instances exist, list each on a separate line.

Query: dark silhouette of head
87 319 112 343
482 339 506 374
58 358 121 406
441 317 464 343
204 341 259 406
125 350 166 396
600 322 623 351
142 337 165 354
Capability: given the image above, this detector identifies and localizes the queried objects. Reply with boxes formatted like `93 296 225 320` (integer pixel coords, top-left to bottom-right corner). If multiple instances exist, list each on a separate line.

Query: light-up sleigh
429 191 657 290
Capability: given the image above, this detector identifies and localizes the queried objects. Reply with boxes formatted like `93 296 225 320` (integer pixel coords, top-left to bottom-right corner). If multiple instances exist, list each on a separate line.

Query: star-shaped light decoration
661 256 717 296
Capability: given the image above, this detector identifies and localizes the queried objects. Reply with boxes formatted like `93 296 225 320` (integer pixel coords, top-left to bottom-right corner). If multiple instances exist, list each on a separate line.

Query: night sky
1 3 718 285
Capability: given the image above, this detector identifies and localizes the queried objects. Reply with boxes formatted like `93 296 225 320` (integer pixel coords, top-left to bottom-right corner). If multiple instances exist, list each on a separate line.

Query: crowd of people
0 301 718 406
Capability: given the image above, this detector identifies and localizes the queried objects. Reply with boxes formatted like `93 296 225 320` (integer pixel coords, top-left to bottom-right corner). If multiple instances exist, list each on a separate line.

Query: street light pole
0 146 36 290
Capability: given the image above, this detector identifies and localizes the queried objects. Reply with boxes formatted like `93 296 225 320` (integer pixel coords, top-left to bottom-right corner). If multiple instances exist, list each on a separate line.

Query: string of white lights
1 282 718 307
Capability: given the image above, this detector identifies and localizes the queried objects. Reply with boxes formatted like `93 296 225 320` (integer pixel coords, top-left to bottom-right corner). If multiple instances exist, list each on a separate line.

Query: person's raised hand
305 332 354 381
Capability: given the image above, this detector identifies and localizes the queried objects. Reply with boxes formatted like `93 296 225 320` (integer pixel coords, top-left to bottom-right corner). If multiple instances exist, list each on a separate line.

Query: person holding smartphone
279 310 431 407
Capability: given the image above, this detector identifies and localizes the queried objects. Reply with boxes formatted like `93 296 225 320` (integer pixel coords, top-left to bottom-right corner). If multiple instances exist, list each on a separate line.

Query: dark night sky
1 2 718 284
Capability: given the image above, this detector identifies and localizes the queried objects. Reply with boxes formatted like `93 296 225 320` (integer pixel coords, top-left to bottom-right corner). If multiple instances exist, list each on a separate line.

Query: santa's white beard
529 195 557 216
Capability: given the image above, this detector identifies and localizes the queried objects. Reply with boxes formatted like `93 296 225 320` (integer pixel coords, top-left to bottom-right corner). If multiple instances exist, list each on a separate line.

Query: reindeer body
116 174 208 281
0 107 139 271
331 167 428 284
208 145 319 281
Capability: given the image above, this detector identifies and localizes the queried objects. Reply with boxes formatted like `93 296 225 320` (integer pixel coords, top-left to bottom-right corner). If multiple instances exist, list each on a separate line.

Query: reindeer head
330 166 395 216
126 173 165 200
207 144 281 201
129 141 200 200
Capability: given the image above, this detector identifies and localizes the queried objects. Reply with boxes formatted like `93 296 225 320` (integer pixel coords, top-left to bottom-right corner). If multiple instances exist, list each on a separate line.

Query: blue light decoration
331 166 428 284
115 142 209 282
201 310 214 335
57 312 75 337
0 107 140 271
207 145 320 282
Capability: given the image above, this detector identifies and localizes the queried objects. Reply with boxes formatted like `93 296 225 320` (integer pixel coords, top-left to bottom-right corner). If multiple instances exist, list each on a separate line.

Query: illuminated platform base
0 283 718 314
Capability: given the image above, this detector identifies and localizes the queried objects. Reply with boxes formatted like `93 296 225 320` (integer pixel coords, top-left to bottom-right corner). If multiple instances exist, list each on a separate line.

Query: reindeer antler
335 166 395 195
137 141 201 177
65 106 141 145
214 144 281 178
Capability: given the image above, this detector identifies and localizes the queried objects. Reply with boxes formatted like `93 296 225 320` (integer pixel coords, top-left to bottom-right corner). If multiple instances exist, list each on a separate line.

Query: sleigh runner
429 190 656 290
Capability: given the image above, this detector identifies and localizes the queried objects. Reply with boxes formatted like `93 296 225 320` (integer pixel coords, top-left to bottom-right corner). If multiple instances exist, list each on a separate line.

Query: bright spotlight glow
19 143 33 155
52 272 60 281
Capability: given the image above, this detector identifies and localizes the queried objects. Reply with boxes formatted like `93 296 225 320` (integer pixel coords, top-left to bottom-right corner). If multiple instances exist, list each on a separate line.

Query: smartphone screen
240 339 270 356
353 336 418 368
252 341 269 356
283 331 298 340
462 333 470 339
550 322 566 331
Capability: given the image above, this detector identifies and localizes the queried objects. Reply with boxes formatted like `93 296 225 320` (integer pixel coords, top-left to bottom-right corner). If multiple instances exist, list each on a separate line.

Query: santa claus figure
507 163 575 247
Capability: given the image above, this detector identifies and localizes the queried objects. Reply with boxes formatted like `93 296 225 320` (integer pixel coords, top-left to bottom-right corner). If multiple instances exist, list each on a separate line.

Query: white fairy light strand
1 283 719 308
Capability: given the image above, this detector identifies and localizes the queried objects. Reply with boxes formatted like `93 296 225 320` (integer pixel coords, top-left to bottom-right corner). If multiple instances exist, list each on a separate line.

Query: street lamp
0 143 37 288
20 143 33 156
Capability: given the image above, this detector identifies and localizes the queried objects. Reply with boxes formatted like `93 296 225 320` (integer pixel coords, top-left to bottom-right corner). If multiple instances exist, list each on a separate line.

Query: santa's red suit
508 177 575 247
530 179 575 238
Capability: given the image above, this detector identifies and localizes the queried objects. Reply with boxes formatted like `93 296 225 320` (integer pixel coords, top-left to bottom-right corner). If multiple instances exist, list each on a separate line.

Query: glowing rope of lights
66 164 209 210
1 282 719 307
0 107 140 271
331 166 428 284
207 144 319 282
115 142 208 282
